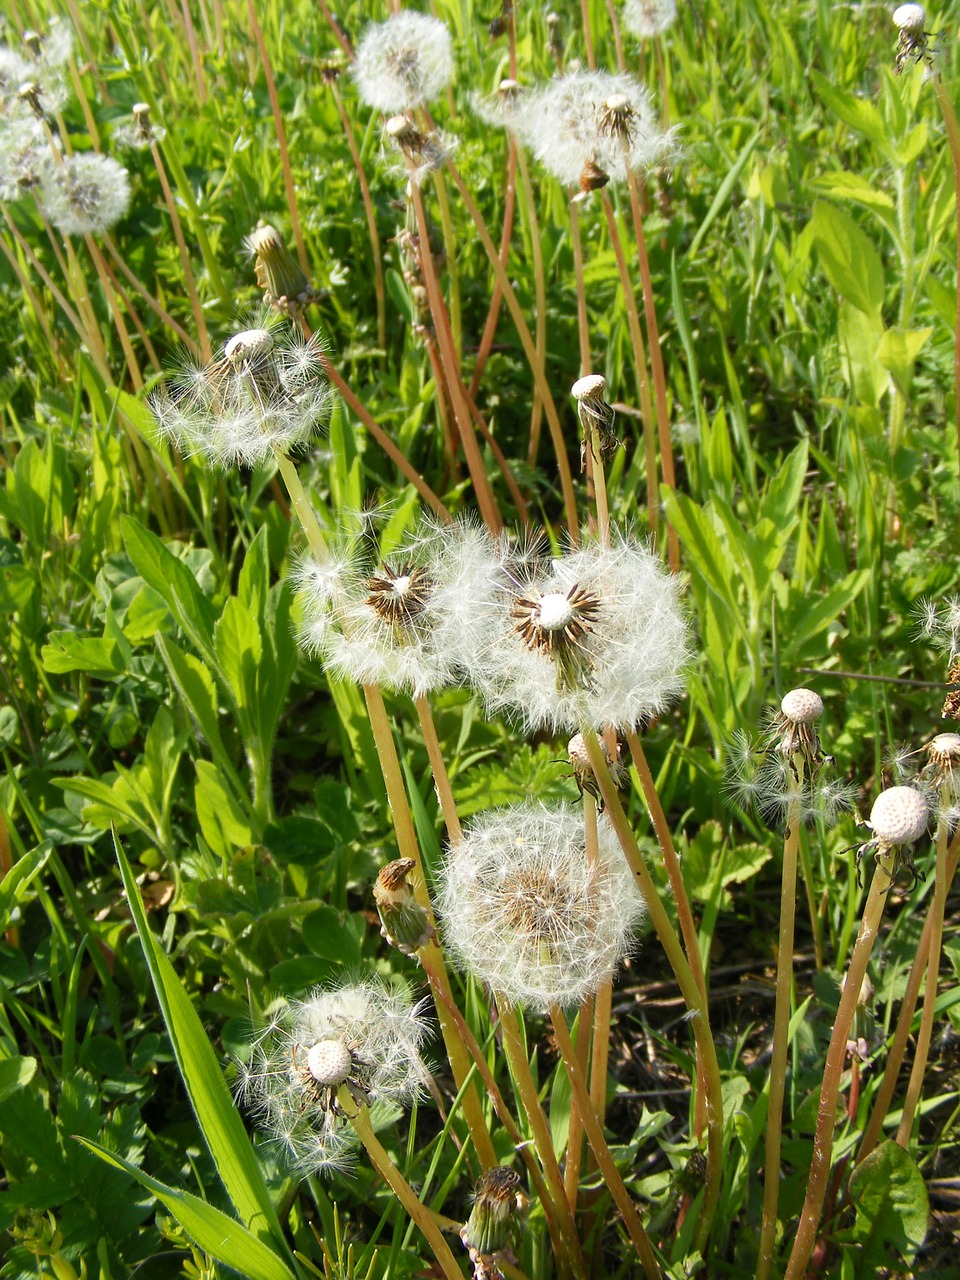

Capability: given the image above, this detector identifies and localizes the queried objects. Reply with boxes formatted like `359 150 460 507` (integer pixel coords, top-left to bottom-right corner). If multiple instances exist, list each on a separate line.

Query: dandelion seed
236 979 429 1176
150 320 331 468
38 152 130 236
438 802 646 1013
353 12 454 113
113 102 166 150
622 0 678 39
471 528 688 734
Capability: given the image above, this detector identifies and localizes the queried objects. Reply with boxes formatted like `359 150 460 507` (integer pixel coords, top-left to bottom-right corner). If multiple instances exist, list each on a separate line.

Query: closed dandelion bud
438 802 645 1013
374 858 436 954
545 12 564 61
461 1166 525 1259
353 12 454 112
38 153 131 236
567 732 626 807
246 220 316 316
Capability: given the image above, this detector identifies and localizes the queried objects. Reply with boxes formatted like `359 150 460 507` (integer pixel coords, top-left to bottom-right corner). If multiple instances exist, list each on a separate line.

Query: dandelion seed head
779 687 823 724
438 802 645 1013
893 4 926 31
622 0 678 39
867 785 930 847
353 12 454 112
38 152 130 236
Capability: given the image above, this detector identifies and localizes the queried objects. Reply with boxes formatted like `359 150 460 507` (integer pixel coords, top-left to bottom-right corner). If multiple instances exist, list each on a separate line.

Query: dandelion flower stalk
583 730 723 1252
783 785 930 1280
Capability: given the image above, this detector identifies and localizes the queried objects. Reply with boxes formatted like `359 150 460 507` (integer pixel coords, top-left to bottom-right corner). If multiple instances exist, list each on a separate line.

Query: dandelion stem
584 731 723 1253
569 199 592 376
348 1107 465 1280
782 857 894 1280
468 138 517 397
445 160 580 542
496 1001 588 1280
515 148 548 468
149 138 212 361
857 830 960 1164
549 1007 663 1280
756 785 803 1280
933 74 960 488
895 817 949 1145
414 695 462 844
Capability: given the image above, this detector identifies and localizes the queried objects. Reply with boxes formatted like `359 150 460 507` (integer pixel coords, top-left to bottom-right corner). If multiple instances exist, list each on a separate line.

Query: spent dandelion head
571 374 619 471
471 77 527 130
236 978 429 1176
856 784 931 885
384 113 452 187
296 517 502 697
437 801 646 1013
150 319 331 468
622 0 678 39
353 11 454 113
113 102 166 150
471 527 688 734
567 731 628 809
37 152 130 236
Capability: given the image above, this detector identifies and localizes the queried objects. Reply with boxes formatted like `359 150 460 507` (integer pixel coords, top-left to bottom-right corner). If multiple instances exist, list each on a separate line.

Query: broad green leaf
215 595 263 714
875 326 933 394
75 1140 296 1280
894 122 928 167
838 303 889 406
811 73 889 151
302 905 362 965
0 1055 37 1105
42 613 131 676
811 171 894 213
760 441 809 531
926 274 957 329
790 571 871 649
157 635 232 769
195 761 256 855
0 840 52 930
663 490 736 607
811 201 885 316
112 831 291 1260
848 1141 929 1266
121 516 218 664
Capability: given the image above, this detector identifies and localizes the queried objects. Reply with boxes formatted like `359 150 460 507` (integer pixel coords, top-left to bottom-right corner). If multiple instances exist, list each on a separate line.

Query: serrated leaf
811 171 894 212
121 516 218 665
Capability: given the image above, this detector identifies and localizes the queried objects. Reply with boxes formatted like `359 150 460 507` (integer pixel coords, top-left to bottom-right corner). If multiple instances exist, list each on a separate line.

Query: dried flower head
113 101 166 150
855 785 930 885
772 687 826 765
517 71 673 188
471 78 527 130
567 731 627 807
472 528 687 734
38 153 130 236
622 0 678 39
246 220 317 316
438 802 645 1013
383 113 452 186
893 4 931 72
296 518 502 697
353 11 454 112
151 321 330 468
373 858 436 954
236 979 429 1175
571 373 618 470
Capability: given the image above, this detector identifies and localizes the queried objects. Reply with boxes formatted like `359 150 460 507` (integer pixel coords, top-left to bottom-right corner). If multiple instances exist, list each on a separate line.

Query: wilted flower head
471 528 687 734
470 78 527 130
622 0 678 39
353 11 454 112
295 517 502 697
438 802 645 1013
384 114 452 187
38 153 130 236
461 1166 526 1268
517 71 673 188
150 321 331 468
236 979 429 1175
373 858 436 954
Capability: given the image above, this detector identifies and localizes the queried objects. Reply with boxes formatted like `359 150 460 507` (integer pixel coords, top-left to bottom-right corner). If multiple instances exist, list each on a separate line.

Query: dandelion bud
461 1166 525 1261
567 732 626 807
867 786 930 847
353 12 454 112
246 220 316 317
438 802 645 1013
373 858 436 954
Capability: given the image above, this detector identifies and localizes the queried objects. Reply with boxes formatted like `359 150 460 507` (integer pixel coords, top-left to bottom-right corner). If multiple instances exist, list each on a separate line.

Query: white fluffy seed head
353 12 453 112
38 153 130 236
516 70 673 188
237 979 429 1176
438 802 646 1013
150 321 330 469
472 528 688 734
893 4 926 31
780 688 824 724
622 0 678 39
868 786 930 845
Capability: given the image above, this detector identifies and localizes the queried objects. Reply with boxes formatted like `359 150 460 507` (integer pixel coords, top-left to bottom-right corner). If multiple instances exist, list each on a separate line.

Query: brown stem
468 139 518 398
934 76 960 494
569 199 592 376
149 140 211 361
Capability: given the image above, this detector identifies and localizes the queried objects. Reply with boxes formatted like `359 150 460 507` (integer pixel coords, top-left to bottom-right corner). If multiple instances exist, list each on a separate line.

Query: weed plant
1 2 959 1279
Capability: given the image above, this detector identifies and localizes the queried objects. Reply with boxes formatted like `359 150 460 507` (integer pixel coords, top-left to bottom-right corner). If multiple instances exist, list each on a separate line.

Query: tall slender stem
414 695 462 844
569 200 592 377
756 787 803 1280
515 148 548 468
468 138 517 398
782 857 894 1280
149 139 211 361
550 1009 662 1280
934 75 960 486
